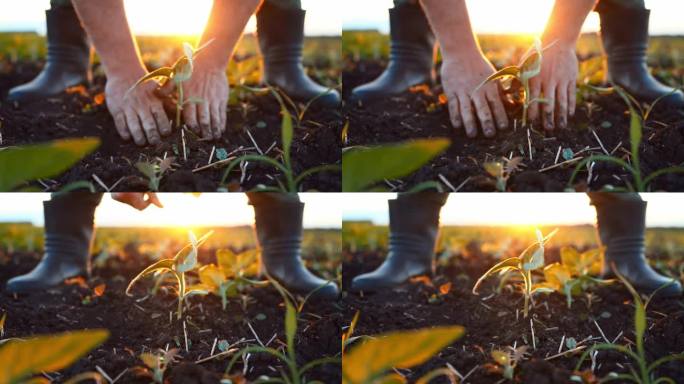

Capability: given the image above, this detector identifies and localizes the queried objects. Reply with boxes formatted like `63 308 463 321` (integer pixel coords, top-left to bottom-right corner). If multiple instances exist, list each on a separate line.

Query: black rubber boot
5 193 101 293
350 196 441 292
597 4 684 109
594 198 682 297
8 7 91 102
256 2 340 108
251 193 339 299
350 3 435 103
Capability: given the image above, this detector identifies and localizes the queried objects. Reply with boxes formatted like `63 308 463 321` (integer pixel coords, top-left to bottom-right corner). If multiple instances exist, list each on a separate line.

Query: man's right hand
105 76 172 146
112 192 163 211
441 54 509 138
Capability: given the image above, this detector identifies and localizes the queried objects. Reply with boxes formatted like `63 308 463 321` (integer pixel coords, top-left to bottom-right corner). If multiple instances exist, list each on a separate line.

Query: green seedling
488 346 529 381
0 329 108 384
139 348 179 384
219 87 340 192
187 248 267 310
127 230 213 320
484 157 523 192
569 85 684 191
477 38 549 128
0 137 100 192
574 267 684 383
225 277 340 384
473 228 558 318
130 40 214 129
342 138 451 192
136 157 175 191
342 324 465 384
533 246 613 308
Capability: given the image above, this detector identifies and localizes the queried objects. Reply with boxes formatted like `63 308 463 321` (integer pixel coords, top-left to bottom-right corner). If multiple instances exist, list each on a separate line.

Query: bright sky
342 193 684 227
0 193 343 228
0 0 341 36
343 0 684 35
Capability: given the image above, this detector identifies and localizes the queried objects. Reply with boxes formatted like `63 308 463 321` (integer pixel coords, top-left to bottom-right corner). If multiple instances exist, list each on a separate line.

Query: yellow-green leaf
491 350 510 366
285 300 297 357
0 138 100 191
543 263 572 290
342 326 465 384
0 329 109 384
198 264 225 290
342 138 451 192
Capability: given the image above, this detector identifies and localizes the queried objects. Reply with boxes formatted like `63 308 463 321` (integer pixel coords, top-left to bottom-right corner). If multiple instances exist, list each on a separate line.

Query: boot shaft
388 4 435 68
43 193 101 264
387 195 443 261
251 193 304 260
45 7 91 70
597 5 650 66
256 2 305 66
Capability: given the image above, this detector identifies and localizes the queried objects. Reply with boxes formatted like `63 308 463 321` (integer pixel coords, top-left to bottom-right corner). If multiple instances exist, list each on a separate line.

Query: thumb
146 193 164 208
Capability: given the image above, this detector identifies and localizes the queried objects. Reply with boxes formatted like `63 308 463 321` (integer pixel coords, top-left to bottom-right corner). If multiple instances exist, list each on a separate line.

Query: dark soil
343 59 684 192
0 61 341 192
0 249 342 384
341 246 684 384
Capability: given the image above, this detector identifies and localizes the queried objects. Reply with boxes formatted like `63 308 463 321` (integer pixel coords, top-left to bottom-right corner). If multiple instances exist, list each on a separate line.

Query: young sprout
574 267 684 383
473 228 558 318
489 346 528 380
476 38 551 128
484 156 523 192
139 349 179 384
187 249 267 310
135 157 175 191
225 277 340 384
532 246 613 308
126 230 213 320
569 85 684 191
130 40 214 130
219 87 340 192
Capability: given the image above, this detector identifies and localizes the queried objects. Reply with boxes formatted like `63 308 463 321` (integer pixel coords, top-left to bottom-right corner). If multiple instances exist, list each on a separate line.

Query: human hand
527 42 578 130
179 60 228 140
441 53 509 138
105 75 172 146
112 192 163 211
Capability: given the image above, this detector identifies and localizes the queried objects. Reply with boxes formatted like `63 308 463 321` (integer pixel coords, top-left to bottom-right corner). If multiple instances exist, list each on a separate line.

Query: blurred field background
0 33 341 87
343 31 684 86
0 224 341 279
343 221 684 268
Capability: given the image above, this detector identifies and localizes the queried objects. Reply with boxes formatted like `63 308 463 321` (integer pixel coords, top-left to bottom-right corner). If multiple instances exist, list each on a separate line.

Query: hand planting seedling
187 248 267 310
136 157 175 191
126 230 213 320
129 40 214 132
219 87 340 192
473 228 558 318
476 38 551 128
532 246 613 308
569 85 684 191
225 277 340 384
574 267 684 383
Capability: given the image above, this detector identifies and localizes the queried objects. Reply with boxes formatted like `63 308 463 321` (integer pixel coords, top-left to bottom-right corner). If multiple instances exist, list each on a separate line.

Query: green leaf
281 107 293 167
476 66 520 92
285 300 297 359
342 326 465 384
342 138 451 192
0 329 109 384
520 38 543 82
0 138 100 191
136 162 156 179
131 67 173 90
562 148 574 161
126 258 176 295
183 42 194 61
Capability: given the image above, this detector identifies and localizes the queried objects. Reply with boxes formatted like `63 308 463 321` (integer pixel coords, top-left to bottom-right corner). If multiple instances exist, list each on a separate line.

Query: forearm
419 0 481 60
195 0 262 70
71 0 145 80
542 0 597 48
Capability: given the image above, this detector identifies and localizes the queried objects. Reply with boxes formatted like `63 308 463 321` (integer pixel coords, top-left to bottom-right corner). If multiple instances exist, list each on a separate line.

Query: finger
556 83 568 129
151 102 172 137
487 87 509 131
138 107 161 145
446 94 462 130
542 83 556 131
527 78 541 124
183 102 199 134
198 101 212 140
219 101 227 134
124 109 146 146
210 102 222 139
459 94 478 138
472 94 496 138
146 192 164 208
568 82 577 118
113 112 132 141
